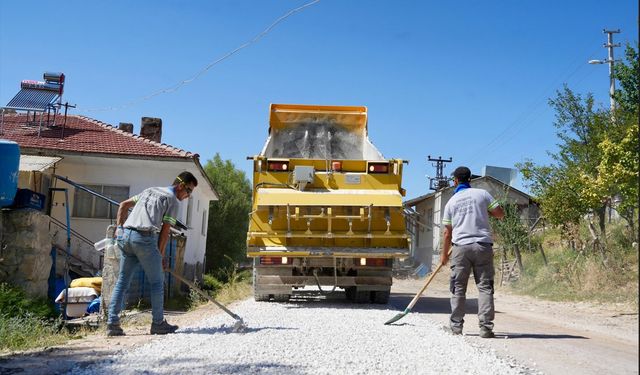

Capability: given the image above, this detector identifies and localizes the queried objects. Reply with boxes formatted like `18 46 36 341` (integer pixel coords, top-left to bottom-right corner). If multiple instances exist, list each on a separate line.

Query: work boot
106 323 125 337
479 326 495 338
443 325 462 335
150 319 178 335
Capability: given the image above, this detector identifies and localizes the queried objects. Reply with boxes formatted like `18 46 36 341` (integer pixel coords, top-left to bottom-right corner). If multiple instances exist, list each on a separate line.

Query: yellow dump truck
247 104 410 303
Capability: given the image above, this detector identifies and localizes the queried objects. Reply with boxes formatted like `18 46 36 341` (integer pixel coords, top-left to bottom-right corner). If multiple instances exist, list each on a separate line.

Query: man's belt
125 227 156 235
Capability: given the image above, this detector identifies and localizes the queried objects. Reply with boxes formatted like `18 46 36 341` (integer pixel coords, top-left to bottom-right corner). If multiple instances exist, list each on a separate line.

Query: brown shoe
106 323 125 337
443 325 463 335
150 320 178 335
479 327 495 338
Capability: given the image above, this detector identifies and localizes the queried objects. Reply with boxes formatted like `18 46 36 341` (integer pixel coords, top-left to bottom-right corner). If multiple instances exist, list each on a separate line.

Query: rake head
384 308 410 325
231 318 249 333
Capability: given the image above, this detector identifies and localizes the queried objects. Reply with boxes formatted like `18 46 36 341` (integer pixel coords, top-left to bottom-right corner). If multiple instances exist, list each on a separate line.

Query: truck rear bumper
248 246 410 258
255 274 391 287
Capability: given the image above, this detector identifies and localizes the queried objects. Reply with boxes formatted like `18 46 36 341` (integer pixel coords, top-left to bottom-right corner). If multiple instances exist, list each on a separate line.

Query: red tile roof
0 114 194 159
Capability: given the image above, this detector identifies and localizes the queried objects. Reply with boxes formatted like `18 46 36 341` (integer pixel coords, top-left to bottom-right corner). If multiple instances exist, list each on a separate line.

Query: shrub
202 274 224 294
0 283 56 319
508 220 638 309
0 283 65 351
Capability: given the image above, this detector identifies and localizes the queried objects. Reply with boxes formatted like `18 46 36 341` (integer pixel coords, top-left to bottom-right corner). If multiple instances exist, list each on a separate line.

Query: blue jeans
108 229 165 325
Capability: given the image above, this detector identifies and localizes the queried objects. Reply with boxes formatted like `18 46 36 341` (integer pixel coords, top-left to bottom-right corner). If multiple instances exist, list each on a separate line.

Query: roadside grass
0 283 86 353
1 267 252 353
506 222 638 310
189 267 252 309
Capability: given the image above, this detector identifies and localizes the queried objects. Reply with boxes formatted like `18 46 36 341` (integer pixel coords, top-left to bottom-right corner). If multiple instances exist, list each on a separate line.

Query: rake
167 269 248 332
384 261 446 325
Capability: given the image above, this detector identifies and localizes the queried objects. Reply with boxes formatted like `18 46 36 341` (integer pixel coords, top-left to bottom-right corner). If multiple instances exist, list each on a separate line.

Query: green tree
519 86 607 230
519 43 639 241
518 162 589 226
204 154 252 273
491 199 529 271
613 43 639 114
591 121 639 237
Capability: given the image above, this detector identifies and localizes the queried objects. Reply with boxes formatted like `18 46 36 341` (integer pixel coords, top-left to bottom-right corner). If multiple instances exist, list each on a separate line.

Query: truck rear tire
372 289 390 304
345 287 356 301
255 293 270 302
354 290 371 304
273 294 291 302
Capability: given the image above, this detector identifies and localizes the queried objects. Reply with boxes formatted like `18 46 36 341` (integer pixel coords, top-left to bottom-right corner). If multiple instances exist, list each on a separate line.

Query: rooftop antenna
427 155 452 191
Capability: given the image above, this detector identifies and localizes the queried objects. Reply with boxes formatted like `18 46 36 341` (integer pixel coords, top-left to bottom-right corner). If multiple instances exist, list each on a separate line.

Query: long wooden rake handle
167 269 243 322
405 261 445 311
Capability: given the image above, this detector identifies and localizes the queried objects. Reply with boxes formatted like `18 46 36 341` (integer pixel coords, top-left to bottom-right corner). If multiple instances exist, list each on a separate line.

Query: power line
81 0 321 112
466 36 605 162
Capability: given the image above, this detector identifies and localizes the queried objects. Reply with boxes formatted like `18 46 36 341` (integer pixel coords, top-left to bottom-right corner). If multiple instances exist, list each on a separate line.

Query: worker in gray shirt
441 166 504 338
107 171 197 336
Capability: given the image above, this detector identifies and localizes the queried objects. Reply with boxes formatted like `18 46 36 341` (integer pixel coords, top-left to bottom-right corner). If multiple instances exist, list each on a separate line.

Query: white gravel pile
68 298 532 375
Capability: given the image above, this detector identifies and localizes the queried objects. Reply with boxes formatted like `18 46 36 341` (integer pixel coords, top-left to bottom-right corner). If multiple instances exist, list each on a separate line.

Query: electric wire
80 0 321 112
465 36 606 165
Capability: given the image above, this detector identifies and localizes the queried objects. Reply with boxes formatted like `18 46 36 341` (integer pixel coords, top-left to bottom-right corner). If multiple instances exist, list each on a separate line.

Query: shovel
167 269 248 332
384 260 446 325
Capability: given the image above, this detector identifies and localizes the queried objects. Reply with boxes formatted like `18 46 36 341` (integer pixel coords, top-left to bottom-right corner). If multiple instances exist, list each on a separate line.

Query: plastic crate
13 189 45 210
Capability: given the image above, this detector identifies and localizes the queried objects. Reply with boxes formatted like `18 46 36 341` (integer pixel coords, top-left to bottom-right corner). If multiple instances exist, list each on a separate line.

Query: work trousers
449 242 495 331
108 229 165 325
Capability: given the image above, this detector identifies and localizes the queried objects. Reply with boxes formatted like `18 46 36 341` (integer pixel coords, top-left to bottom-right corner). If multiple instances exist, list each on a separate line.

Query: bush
0 313 65 351
508 221 638 309
0 283 65 351
202 274 224 294
0 283 56 319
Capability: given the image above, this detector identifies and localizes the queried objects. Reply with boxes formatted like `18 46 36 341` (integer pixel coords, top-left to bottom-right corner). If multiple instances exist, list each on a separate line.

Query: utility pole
588 29 621 112
427 155 452 191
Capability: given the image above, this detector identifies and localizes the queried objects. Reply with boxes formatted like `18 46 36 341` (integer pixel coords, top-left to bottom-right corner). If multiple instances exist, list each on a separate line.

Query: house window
201 209 208 236
186 197 194 227
73 185 129 219
426 208 433 227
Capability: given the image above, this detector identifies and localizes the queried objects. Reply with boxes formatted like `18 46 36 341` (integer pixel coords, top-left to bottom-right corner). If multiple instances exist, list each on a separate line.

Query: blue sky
1 1 637 197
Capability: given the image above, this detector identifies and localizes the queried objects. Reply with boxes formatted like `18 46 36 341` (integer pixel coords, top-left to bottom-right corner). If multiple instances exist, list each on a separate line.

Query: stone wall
0 208 52 297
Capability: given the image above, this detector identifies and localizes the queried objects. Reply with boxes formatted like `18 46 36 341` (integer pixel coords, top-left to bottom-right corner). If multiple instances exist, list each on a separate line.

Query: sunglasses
176 176 193 195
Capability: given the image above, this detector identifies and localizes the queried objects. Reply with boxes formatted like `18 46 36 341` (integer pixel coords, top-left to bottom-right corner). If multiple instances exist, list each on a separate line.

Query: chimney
118 122 133 133
140 117 162 143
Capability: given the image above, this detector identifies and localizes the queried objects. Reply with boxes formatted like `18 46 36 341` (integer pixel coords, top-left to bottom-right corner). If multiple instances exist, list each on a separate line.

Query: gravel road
67 293 533 375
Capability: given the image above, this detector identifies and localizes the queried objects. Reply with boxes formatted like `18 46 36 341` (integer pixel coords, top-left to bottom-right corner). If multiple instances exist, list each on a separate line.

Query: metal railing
52 174 188 231
50 216 95 248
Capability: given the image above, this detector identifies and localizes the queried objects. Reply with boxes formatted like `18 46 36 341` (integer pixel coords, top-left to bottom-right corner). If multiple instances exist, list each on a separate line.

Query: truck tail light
368 163 389 173
260 256 292 265
267 161 289 171
357 258 389 267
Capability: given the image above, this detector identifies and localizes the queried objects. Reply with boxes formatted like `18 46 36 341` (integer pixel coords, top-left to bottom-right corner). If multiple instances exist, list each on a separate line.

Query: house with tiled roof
0 113 218 285
404 175 539 271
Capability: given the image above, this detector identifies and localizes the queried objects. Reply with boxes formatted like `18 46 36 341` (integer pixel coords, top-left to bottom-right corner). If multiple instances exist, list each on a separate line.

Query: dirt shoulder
390 272 639 375
0 303 229 375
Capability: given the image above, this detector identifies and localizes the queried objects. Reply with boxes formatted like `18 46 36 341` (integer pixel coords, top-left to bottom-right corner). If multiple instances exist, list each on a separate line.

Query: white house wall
412 198 435 268
49 155 212 266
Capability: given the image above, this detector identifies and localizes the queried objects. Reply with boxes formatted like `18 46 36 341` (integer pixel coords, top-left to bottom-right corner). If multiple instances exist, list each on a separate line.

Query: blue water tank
0 139 20 207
